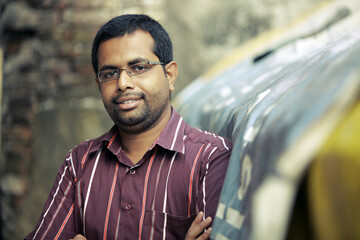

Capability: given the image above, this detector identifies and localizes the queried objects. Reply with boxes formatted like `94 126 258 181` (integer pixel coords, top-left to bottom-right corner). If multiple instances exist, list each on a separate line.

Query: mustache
111 92 146 103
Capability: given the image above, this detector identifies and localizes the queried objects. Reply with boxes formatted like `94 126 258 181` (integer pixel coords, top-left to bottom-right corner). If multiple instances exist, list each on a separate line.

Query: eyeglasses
97 61 164 82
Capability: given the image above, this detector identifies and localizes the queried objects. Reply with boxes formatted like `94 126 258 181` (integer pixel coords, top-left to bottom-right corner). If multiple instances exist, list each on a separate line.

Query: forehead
97 30 156 66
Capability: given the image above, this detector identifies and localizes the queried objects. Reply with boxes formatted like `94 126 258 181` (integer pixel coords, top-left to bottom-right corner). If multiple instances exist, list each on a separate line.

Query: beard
106 91 170 134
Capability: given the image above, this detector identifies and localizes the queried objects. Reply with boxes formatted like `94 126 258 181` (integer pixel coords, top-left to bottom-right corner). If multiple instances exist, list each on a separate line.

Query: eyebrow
128 58 148 65
99 58 149 72
99 65 119 72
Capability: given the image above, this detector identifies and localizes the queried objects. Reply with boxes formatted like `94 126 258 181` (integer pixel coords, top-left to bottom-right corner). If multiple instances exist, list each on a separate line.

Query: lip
115 95 143 110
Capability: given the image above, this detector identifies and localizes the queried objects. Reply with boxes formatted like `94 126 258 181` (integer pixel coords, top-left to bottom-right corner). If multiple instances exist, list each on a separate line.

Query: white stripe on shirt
40 180 73 240
218 135 230 150
202 162 210 220
162 152 177 239
83 147 102 236
66 152 77 178
170 117 183 150
32 165 69 240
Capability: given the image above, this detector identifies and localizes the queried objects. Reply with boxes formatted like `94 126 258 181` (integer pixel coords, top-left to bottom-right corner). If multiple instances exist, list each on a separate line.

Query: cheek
100 87 113 103
145 82 168 99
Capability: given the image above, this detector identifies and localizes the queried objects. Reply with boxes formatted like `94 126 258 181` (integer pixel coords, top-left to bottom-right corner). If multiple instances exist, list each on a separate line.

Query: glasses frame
96 61 164 83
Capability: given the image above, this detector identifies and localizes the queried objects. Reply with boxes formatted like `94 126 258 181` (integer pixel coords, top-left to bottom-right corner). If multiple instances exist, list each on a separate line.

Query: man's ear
165 61 178 92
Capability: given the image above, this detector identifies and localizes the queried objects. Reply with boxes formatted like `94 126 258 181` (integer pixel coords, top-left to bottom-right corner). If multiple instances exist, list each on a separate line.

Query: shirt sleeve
25 151 79 240
197 141 232 221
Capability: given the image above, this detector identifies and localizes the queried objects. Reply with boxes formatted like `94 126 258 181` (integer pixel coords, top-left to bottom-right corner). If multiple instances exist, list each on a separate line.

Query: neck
118 107 172 164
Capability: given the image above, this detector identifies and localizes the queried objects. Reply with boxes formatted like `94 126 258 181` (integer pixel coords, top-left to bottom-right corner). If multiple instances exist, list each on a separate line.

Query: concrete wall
0 0 324 238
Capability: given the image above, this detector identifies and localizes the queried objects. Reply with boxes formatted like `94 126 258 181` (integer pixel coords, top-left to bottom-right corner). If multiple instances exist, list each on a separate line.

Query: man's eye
131 64 150 73
103 70 119 78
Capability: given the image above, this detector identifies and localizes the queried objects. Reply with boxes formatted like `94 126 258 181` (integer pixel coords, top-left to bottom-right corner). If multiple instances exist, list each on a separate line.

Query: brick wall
0 1 167 238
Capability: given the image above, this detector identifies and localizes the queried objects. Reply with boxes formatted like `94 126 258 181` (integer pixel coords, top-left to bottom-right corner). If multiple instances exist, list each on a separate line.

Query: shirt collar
156 108 186 154
90 108 186 155
89 125 120 154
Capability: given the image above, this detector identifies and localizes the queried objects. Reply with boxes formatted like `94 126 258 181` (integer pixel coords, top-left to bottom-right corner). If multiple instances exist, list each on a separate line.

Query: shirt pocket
143 210 194 239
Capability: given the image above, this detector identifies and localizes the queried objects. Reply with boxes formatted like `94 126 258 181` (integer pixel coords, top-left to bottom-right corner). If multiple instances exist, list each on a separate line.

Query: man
26 14 232 240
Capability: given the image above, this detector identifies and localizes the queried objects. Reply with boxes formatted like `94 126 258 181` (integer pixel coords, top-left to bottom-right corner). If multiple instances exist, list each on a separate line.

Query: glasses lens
128 63 152 76
99 70 119 82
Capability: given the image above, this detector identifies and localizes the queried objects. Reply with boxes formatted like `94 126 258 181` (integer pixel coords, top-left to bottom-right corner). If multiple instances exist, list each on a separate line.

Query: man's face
96 30 177 133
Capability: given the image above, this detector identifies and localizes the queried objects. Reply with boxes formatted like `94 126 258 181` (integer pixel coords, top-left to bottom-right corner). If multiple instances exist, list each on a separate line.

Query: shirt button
125 204 132 210
130 169 136 175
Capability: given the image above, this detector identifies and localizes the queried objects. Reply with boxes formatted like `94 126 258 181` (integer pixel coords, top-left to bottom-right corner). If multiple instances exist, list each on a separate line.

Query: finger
198 216 212 230
69 234 87 240
193 211 204 225
187 214 212 238
188 211 204 232
197 227 212 240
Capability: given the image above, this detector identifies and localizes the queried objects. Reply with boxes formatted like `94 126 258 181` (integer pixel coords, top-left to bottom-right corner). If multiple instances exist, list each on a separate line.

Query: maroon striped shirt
26 110 232 240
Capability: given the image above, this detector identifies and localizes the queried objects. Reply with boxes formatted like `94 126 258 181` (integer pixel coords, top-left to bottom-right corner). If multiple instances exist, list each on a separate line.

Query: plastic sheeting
174 6 360 240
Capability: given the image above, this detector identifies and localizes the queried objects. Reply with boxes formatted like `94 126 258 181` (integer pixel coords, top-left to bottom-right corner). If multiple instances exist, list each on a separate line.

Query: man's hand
69 234 87 240
185 211 212 240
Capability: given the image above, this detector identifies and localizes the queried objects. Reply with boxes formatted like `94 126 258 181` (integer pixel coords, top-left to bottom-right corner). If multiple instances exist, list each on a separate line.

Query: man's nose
117 69 135 91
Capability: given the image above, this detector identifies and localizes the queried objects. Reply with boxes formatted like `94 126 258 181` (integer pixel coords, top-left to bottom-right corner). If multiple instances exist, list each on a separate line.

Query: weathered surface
174 1 360 239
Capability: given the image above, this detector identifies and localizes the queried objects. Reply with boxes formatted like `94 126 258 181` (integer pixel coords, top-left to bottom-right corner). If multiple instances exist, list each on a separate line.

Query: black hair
91 14 173 74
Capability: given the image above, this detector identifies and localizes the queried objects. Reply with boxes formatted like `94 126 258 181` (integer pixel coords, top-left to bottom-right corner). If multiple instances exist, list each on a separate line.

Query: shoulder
69 127 114 161
182 124 232 179
62 130 112 179
184 122 232 153
71 134 102 155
